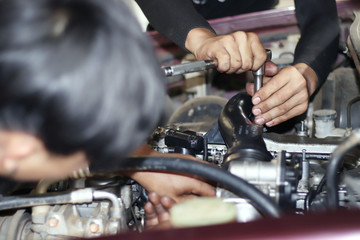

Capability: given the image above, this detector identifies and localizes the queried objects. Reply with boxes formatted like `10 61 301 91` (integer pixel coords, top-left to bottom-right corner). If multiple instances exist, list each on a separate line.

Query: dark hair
0 0 166 171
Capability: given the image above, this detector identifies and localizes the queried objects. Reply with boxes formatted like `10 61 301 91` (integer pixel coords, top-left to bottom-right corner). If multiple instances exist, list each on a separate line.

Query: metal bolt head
48 217 59 228
89 223 99 233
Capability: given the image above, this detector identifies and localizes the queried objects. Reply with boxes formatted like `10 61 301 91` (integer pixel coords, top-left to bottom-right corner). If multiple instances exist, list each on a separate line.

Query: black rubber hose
203 136 208 161
346 96 360 129
327 130 360 209
218 92 272 162
0 193 71 211
120 156 282 218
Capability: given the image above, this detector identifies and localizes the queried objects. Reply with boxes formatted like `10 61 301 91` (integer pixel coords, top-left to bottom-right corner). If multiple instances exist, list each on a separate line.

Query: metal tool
162 49 272 87
253 49 272 93
162 60 217 77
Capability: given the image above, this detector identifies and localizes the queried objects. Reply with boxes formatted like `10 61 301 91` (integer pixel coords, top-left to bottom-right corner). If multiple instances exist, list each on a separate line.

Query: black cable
316 175 327 195
203 136 208 161
305 176 326 211
119 156 282 218
0 192 72 211
327 132 360 209
347 96 360 129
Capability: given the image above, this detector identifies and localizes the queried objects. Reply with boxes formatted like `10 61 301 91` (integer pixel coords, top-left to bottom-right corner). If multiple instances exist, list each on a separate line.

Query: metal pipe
93 191 123 219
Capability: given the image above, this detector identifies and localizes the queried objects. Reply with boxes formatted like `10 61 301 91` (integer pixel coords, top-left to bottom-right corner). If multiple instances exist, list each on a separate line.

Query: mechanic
136 0 340 127
0 0 214 202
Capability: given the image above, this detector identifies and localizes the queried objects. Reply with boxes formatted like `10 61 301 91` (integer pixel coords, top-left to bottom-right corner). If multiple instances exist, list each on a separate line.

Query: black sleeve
135 0 215 50
293 0 340 87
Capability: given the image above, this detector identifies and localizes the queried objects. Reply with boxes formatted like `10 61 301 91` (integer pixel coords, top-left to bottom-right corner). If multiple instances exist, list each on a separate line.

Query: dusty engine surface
0 7 359 240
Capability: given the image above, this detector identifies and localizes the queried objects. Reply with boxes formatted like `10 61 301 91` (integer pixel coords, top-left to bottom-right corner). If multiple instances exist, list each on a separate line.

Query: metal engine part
0 9 359 240
0 178 147 239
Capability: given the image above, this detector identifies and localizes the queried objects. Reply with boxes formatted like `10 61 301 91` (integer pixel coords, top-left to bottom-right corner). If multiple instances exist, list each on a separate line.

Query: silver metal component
253 49 272 93
0 210 32 240
217 188 262 223
264 137 338 154
227 160 277 185
298 149 309 192
223 198 262 223
93 191 123 220
30 191 129 239
297 120 308 137
301 149 309 180
207 144 227 164
70 188 94 204
162 60 216 77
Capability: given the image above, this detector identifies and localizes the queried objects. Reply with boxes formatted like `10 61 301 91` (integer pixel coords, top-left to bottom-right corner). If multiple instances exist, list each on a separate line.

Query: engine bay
0 3 360 240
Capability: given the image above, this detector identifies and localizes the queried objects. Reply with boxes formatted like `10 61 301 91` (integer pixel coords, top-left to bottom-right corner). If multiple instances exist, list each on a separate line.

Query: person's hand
129 144 216 202
145 192 175 230
185 28 267 74
246 62 318 127
129 170 215 202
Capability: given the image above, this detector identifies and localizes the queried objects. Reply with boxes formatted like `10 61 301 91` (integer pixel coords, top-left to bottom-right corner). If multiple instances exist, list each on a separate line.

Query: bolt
89 223 99 233
48 217 59 228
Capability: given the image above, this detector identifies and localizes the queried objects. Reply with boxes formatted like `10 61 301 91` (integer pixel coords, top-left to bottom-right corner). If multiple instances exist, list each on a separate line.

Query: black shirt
136 0 339 86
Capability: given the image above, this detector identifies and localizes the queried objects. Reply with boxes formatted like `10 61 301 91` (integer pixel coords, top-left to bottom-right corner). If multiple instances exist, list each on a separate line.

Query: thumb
265 61 278 76
190 180 216 197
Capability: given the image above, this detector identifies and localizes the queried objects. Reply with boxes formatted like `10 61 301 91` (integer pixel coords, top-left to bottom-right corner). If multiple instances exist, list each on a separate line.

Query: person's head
0 0 166 180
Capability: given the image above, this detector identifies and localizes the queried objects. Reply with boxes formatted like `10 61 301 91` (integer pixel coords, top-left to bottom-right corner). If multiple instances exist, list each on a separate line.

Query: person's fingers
148 191 160 204
148 192 168 215
252 65 303 108
144 202 159 228
214 47 232 73
252 68 307 115
175 194 199 202
218 35 242 74
249 32 266 71
246 82 255 96
232 32 254 73
246 75 272 97
265 61 278 76
252 76 286 107
188 180 216 197
253 83 293 120
265 103 309 127
160 195 176 209
253 89 309 126
145 193 176 229
155 196 174 223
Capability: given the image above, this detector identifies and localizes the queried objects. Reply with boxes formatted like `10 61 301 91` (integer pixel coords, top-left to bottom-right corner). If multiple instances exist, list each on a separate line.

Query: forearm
293 0 339 88
136 0 215 49
185 28 217 55
293 63 318 96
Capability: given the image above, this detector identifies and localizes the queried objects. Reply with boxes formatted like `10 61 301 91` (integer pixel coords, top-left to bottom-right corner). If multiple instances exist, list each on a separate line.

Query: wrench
253 49 272 93
162 49 272 90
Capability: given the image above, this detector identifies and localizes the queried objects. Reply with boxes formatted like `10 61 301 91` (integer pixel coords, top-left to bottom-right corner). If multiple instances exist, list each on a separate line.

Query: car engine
0 7 360 240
